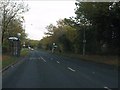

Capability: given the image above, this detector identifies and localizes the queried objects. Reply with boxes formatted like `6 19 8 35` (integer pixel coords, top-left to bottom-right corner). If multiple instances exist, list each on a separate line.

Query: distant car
28 46 31 49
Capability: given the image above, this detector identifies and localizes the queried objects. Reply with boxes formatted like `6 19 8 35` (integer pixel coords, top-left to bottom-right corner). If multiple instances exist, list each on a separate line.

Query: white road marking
68 67 76 72
56 61 60 64
104 86 112 90
41 57 46 62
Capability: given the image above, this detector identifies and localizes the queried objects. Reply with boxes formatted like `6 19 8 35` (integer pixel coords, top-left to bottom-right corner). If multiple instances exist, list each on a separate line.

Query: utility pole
83 26 86 56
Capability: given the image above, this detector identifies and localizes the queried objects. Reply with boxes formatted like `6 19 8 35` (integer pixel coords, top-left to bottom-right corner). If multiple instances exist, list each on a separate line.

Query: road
2 50 118 88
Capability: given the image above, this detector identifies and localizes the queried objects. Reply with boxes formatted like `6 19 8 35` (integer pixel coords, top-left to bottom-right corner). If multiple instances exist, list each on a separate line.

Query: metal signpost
52 43 57 53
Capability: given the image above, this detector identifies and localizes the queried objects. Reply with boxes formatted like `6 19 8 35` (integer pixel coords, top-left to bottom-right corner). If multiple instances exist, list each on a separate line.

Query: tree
74 1 120 54
0 0 29 54
39 2 120 55
0 0 29 43
42 19 78 53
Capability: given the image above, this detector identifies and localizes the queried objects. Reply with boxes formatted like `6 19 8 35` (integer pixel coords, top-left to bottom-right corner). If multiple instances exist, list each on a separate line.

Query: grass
20 48 29 57
2 48 29 69
2 55 18 68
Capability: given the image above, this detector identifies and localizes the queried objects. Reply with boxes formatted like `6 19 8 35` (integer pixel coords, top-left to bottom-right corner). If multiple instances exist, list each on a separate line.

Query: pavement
2 50 119 88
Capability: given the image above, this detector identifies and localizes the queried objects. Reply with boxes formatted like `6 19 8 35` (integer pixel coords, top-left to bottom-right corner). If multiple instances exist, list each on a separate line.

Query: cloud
24 1 76 40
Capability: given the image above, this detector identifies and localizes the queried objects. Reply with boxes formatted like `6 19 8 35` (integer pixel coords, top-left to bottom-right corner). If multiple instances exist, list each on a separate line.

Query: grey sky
23 1 76 40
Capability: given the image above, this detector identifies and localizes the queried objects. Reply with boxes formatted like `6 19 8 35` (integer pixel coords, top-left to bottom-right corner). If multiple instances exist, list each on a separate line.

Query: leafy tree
39 2 120 55
0 0 29 54
29 39 39 49
0 0 29 43
74 1 120 54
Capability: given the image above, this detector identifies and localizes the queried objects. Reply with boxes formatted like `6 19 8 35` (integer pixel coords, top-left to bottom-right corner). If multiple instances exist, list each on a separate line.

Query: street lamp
23 42 26 48
17 33 21 57
17 33 21 38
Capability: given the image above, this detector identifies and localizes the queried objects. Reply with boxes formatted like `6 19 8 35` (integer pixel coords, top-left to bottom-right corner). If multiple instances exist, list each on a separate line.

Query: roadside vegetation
1 0 29 69
55 52 119 66
2 55 18 68
37 2 119 66
2 48 29 69
1 0 29 54
20 48 29 57
1 1 119 68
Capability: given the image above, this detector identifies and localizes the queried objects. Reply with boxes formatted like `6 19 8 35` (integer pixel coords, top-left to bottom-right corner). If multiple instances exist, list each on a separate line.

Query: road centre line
56 61 60 64
104 86 112 90
67 67 76 72
40 57 46 62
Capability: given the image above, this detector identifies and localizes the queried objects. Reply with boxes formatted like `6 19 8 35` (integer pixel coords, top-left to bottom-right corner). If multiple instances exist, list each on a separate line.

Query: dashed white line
68 67 76 72
104 86 112 90
56 61 60 64
41 57 46 62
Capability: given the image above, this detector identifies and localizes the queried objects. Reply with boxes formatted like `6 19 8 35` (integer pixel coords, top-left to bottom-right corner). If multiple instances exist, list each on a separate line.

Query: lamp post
17 33 21 57
17 33 21 38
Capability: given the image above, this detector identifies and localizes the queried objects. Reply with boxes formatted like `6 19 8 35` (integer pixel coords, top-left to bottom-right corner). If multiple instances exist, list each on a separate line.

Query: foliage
74 2 120 54
0 0 29 54
20 48 29 57
28 39 39 48
38 2 120 55
2 55 18 68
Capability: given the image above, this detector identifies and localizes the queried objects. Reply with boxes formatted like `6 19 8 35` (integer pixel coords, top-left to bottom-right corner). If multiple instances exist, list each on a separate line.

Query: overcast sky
23 1 76 40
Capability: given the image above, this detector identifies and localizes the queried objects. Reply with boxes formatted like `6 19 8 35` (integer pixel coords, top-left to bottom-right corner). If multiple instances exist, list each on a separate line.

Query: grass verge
2 48 29 69
20 48 29 57
54 52 119 67
2 55 18 69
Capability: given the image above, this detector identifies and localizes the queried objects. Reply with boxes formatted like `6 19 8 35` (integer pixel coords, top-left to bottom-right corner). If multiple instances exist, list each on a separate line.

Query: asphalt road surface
2 50 118 88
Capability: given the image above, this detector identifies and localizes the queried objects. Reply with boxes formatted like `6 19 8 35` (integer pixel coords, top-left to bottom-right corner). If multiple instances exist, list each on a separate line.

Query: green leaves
39 2 119 55
1 0 29 54
74 2 120 54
